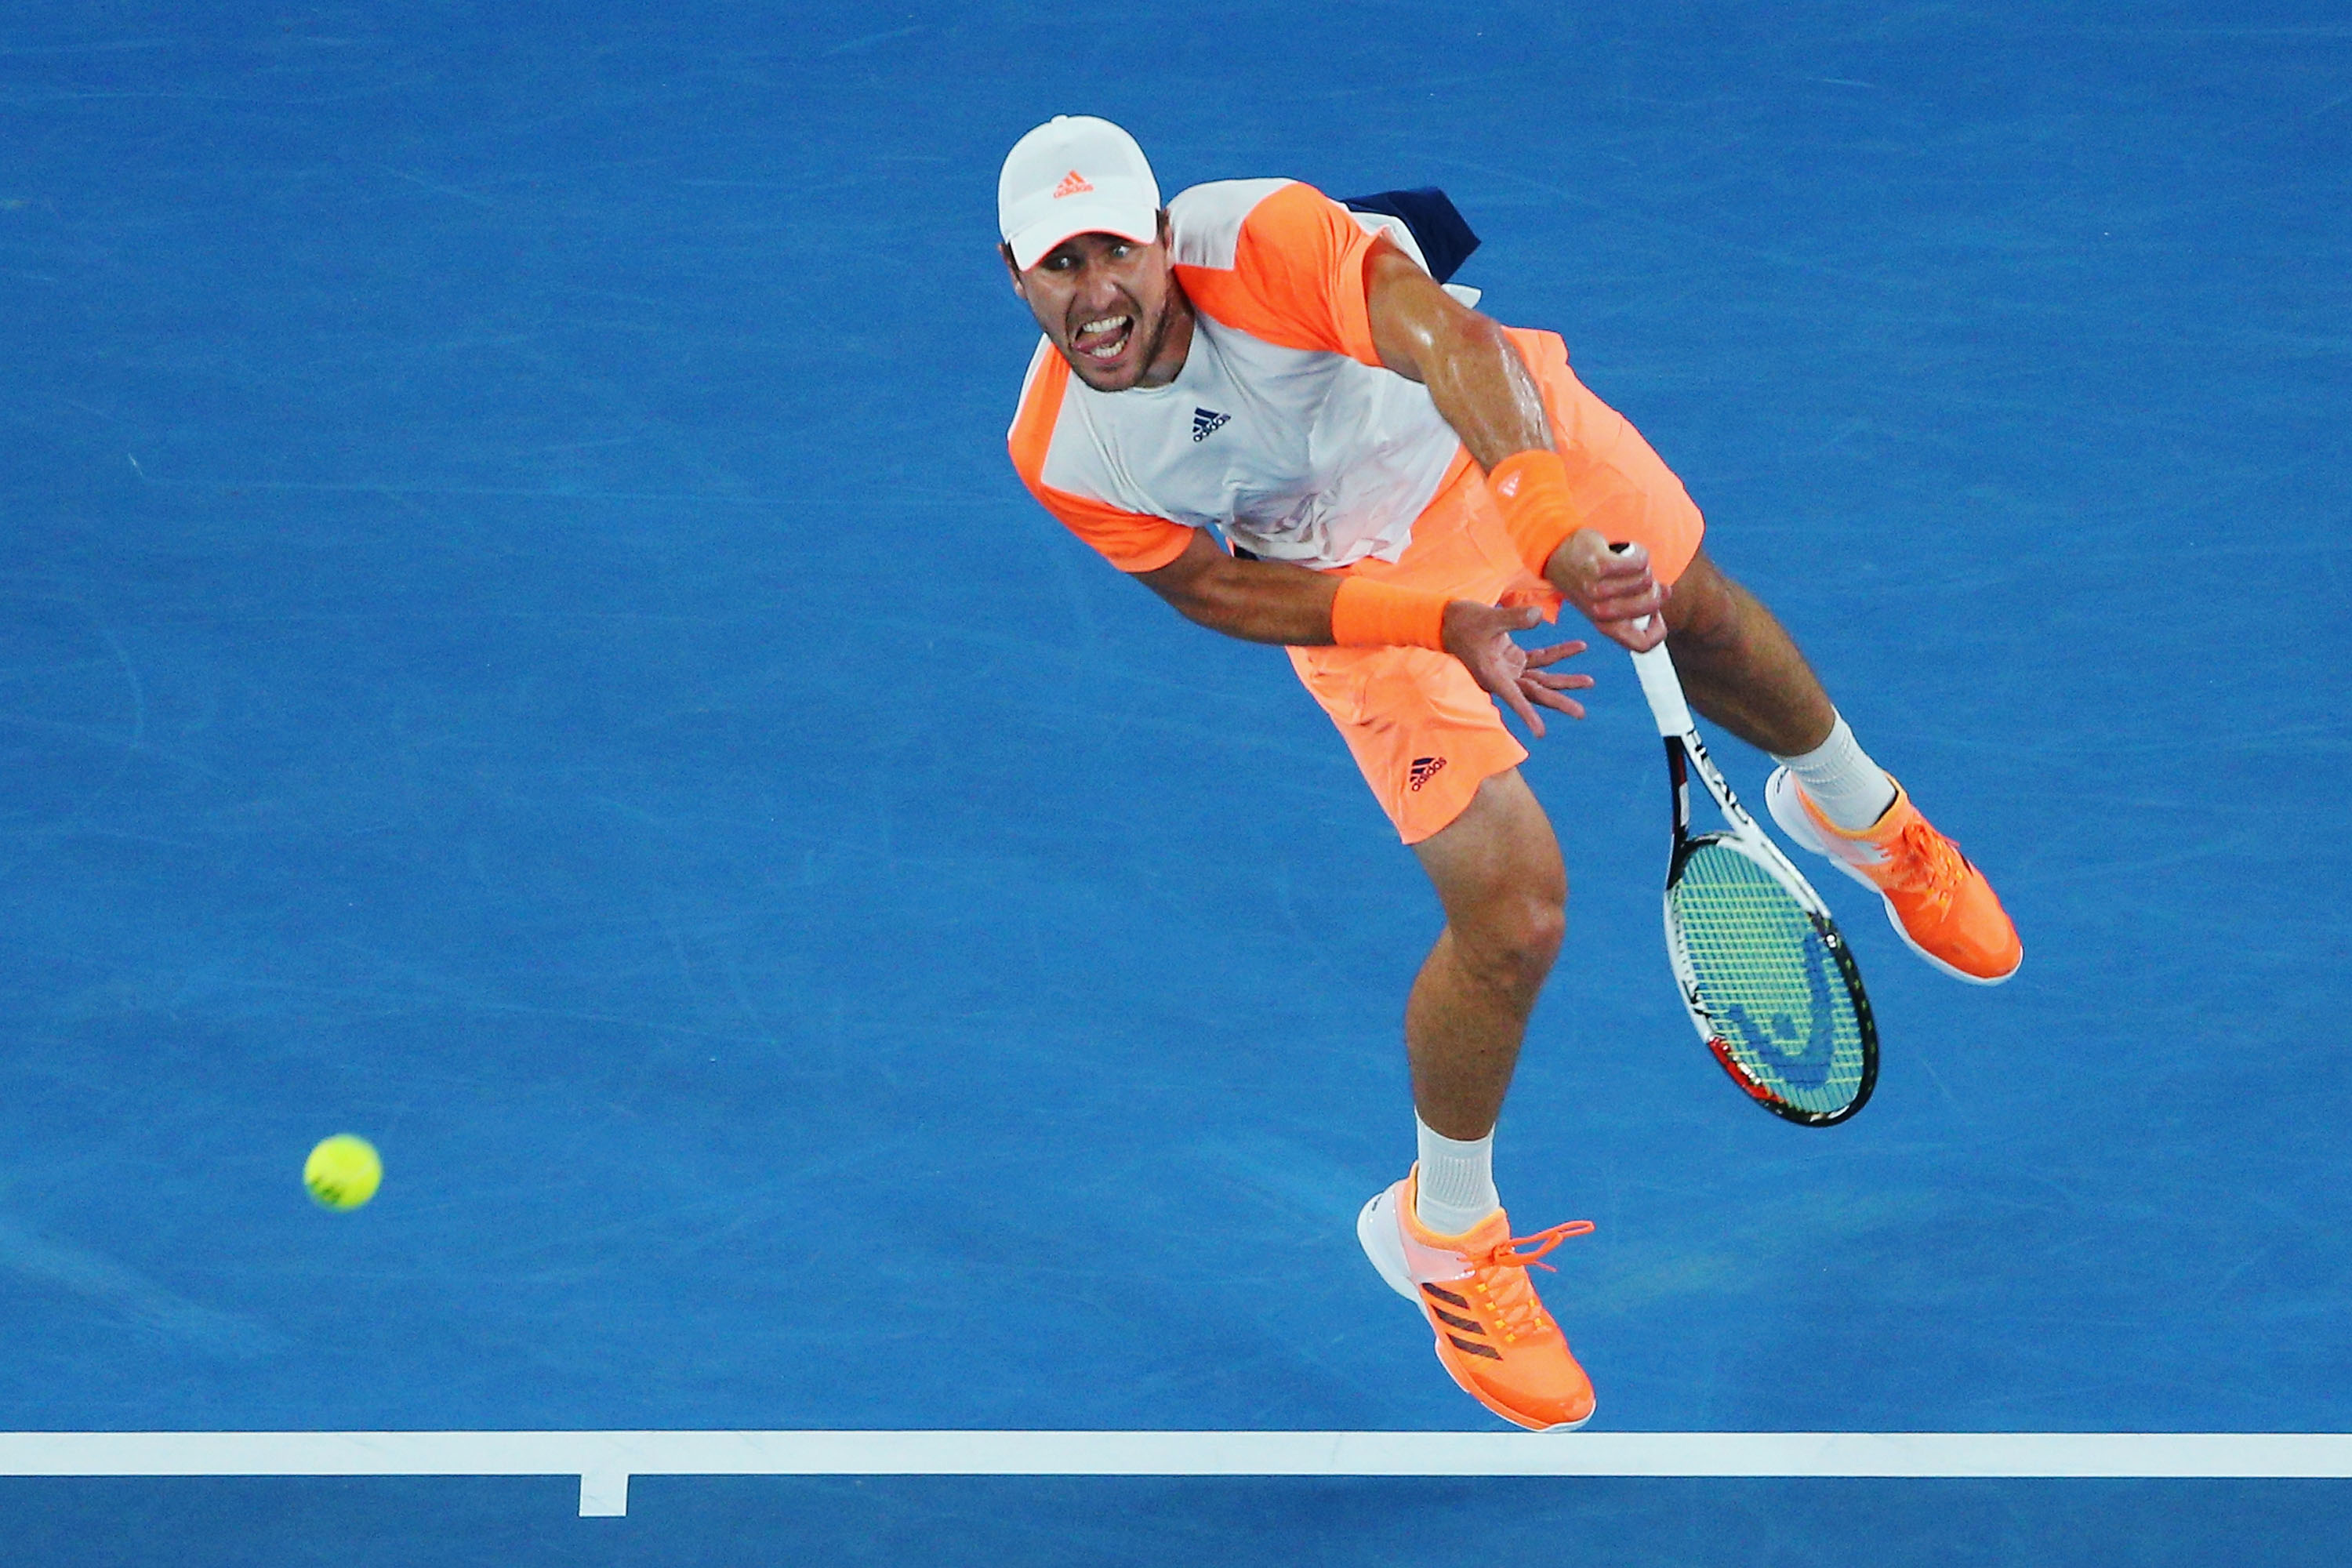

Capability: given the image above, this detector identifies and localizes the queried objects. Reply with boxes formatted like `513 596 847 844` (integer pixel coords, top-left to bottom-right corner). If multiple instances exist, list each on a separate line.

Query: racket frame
1630 643 1878 1127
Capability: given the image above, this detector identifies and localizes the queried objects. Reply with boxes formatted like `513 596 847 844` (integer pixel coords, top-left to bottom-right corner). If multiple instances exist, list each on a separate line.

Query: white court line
1 1431 2347 1517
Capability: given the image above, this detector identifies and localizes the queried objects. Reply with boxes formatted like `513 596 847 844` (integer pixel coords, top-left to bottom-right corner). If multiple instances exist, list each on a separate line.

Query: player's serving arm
997 115 2020 1431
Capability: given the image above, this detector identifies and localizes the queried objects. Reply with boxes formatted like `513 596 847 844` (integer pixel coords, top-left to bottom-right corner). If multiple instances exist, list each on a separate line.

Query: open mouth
1070 313 1134 364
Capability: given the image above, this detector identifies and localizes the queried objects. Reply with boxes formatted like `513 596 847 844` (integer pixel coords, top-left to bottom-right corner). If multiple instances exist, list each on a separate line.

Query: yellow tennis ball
303 1134 382 1210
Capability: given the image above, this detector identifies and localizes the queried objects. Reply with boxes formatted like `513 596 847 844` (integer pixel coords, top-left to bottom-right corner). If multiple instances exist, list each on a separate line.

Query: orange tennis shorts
1288 327 1706 845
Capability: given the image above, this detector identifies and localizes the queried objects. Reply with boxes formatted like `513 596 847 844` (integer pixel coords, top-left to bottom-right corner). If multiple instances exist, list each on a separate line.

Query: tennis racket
1628 640 1877 1127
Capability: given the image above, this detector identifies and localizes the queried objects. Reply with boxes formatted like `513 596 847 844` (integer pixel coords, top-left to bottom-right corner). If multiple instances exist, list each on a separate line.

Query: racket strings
1671 843 1866 1114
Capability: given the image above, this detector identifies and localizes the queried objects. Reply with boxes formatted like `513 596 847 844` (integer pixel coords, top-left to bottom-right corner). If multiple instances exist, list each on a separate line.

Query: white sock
1773 713 1896 832
1413 1116 1501 1236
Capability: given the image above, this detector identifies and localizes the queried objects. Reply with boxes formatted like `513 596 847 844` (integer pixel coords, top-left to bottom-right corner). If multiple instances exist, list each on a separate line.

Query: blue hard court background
2 1 2348 1561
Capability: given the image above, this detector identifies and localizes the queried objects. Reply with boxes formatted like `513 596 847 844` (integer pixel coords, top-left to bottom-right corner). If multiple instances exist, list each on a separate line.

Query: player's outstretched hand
1441 601 1595 739
1547 531 1667 651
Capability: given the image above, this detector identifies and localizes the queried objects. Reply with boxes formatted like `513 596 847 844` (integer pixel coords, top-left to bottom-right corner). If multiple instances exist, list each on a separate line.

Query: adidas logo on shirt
1192 407 1231 442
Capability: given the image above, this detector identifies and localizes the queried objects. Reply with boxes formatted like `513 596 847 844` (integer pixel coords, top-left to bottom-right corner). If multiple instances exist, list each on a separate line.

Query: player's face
1007 219 1191 392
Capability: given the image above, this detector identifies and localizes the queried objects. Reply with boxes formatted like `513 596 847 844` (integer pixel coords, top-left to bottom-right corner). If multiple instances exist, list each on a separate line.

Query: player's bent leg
1403 768 1563 1140
1352 768 1598 1432
1658 550 1835 758
1664 551 2022 984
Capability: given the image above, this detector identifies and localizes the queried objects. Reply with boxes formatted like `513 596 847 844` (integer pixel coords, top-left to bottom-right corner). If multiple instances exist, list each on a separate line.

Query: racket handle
1607 543 1694 735
1628 622 1697 739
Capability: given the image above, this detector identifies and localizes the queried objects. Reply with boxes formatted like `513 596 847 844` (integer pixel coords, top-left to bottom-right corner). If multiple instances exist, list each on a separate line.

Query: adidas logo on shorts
1408 756 1447 792
1192 407 1230 442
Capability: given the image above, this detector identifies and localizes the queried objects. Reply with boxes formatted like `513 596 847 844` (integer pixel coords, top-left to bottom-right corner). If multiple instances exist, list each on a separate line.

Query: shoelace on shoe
1462 1221 1595 1341
1881 820 1968 913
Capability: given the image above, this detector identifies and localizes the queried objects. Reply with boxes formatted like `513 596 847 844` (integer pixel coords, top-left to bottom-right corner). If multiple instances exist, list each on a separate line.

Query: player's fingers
1526 681 1588 720
1587 584 1664 622
1469 599 1536 626
1589 569 1661 601
1590 545 1655 592
1522 639 1590 667
1599 615 1668 652
1596 578 1658 612
1456 604 1541 646
1498 679 1545 738
1528 669 1596 691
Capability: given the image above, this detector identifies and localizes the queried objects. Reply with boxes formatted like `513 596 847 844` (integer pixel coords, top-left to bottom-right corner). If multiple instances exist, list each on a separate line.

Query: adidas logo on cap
1000 118 1161 270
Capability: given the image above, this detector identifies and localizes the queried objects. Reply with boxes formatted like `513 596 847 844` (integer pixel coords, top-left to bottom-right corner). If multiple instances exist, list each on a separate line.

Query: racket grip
1629 635 1697 739
1612 558 1696 735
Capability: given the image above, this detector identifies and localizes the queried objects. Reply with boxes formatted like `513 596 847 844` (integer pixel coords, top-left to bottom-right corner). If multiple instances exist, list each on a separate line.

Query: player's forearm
1412 318 1610 597
1420 314 1555 472
1365 248 1553 470
1138 530 1454 652
1160 556 1346 646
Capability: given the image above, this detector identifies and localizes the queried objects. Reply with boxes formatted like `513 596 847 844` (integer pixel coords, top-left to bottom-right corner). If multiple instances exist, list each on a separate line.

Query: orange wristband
1487 448 1578 577
1330 576 1451 650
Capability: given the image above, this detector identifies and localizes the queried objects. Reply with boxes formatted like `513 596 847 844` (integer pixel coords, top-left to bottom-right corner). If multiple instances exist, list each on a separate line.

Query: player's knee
1512 895 1567 981
1463 885 1565 996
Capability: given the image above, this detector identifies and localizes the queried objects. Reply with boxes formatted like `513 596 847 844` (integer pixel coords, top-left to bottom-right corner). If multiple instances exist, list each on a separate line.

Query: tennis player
998 115 2020 1431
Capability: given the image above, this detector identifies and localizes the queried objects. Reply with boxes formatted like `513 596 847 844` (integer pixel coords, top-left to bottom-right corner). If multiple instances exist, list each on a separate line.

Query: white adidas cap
997 115 1162 271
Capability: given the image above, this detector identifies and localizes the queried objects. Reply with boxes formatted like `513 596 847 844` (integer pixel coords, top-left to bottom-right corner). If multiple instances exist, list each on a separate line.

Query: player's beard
1123 294 1174 384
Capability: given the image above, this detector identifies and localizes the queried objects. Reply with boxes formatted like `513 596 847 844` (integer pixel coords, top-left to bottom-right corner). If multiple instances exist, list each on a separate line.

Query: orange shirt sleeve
1174 181 1384 365
1024 485 1197 574
1007 346 1197 574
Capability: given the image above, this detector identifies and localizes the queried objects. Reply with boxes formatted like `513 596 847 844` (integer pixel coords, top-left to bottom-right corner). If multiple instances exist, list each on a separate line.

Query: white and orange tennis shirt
1006 173 1710 846
1006 178 1468 575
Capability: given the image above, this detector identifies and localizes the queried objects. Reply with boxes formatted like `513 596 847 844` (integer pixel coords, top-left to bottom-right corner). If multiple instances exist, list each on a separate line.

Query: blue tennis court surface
2 0 2347 1561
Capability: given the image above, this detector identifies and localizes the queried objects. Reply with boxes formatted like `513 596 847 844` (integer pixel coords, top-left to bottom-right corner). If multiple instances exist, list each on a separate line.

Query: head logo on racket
1717 940 1842 1093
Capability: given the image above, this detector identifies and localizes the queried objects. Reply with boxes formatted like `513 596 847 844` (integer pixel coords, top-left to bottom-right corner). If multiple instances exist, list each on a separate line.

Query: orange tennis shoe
1356 1171 1596 1432
1766 770 2023 985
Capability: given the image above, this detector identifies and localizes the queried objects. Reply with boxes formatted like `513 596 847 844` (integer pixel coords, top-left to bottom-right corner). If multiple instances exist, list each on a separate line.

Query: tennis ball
303 1134 382 1210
